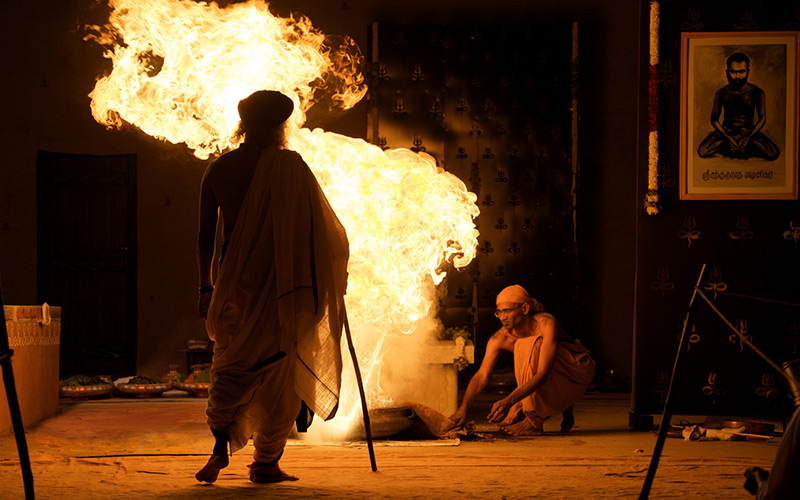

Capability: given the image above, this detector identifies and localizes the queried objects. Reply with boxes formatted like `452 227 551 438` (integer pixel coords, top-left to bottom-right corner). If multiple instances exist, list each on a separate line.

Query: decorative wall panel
369 24 578 362
633 1 800 422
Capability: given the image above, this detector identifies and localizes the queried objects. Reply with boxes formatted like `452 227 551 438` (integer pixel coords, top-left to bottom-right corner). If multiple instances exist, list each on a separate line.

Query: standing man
195 90 349 483
696 52 780 161
449 285 595 435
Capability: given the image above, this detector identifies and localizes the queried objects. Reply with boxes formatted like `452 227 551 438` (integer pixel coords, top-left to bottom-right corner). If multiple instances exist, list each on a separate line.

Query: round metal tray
59 384 114 400
115 382 173 398
174 382 210 397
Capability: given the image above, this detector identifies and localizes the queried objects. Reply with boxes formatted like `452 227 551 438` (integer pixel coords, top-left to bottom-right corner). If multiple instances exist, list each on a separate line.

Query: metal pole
342 308 377 471
0 284 36 499
639 264 707 500
695 288 800 396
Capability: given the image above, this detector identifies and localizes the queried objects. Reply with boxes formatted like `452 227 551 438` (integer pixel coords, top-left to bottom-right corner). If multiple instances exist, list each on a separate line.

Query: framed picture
680 31 799 200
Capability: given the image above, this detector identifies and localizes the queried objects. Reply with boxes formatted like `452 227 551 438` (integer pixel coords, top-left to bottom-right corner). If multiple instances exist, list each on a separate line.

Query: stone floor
0 391 785 499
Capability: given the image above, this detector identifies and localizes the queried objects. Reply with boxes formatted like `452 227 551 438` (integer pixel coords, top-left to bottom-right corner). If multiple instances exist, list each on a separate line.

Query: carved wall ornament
730 216 755 241
410 136 426 153
392 97 407 116
734 8 758 31
680 6 705 31
659 59 678 87
728 319 753 352
791 8 800 30
677 322 701 350
428 99 443 118
702 371 726 405
756 373 780 402
703 267 728 300
677 216 701 247
783 218 800 249
521 218 535 231
520 169 533 182
410 64 426 82
658 163 675 188
650 266 675 298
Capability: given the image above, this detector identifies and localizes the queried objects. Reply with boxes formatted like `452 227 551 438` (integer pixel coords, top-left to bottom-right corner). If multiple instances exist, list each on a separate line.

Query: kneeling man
449 285 595 435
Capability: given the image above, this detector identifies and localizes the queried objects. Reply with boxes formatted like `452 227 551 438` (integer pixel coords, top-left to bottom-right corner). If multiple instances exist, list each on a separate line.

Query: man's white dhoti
205 147 349 460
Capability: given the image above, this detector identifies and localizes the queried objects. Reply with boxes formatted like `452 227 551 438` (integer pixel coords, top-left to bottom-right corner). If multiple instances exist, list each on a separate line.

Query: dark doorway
37 151 137 378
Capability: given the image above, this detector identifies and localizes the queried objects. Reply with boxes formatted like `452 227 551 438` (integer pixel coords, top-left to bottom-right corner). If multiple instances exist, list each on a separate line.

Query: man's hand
198 291 212 319
487 396 515 424
449 408 467 427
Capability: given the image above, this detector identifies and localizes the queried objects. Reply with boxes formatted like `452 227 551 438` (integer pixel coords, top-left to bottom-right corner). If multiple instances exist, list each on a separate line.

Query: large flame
87 0 479 438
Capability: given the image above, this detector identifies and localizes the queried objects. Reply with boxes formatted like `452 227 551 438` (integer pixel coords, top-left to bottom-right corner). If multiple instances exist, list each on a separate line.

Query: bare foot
499 419 544 436
560 406 575 434
248 462 300 483
195 453 229 483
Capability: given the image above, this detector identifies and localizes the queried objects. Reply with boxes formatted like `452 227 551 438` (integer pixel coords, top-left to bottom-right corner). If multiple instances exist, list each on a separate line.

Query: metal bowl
59 384 114 400
115 382 173 398
174 382 210 397
351 406 415 439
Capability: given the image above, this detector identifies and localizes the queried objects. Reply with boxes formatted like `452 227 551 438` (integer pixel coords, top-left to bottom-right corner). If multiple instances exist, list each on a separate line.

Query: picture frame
680 31 799 200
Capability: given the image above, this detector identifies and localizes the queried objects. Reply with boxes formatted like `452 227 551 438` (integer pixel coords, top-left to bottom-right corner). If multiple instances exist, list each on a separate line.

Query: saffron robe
205 147 349 455
512 333 595 421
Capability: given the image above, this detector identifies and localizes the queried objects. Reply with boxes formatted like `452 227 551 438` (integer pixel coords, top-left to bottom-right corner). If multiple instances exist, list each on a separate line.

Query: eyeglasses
494 305 522 318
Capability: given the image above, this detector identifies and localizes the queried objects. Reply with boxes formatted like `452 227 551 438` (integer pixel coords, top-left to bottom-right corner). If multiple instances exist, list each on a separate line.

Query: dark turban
237 90 294 128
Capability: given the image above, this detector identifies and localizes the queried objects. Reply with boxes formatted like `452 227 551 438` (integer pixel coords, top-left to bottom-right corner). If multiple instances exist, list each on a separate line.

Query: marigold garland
645 0 661 215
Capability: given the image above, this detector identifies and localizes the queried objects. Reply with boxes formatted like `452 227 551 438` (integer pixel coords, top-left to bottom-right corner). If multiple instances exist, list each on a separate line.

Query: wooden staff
343 308 377 471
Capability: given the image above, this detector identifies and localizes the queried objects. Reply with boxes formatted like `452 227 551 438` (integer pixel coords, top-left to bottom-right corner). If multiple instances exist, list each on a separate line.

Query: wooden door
37 151 137 378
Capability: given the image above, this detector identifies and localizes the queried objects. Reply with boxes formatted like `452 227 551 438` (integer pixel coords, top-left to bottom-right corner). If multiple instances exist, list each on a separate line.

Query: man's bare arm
449 331 507 425
746 90 768 140
709 90 736 144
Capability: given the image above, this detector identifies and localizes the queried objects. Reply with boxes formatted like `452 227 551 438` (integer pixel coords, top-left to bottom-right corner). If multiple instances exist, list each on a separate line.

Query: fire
87 0 479 438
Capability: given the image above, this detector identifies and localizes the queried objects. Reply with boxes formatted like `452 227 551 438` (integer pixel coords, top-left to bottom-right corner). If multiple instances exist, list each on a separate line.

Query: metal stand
0 281 35 499
343 309 377 471
638 264 706 500
638 264 800 499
